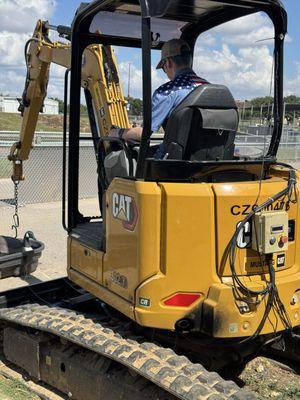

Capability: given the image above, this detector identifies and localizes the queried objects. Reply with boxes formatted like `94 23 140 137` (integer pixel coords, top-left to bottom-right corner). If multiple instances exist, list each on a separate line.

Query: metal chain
11 180 20 238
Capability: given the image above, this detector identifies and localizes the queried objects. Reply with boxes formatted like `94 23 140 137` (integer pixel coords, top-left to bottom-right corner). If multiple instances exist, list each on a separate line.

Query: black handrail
136 13 152 178
62 68 70 232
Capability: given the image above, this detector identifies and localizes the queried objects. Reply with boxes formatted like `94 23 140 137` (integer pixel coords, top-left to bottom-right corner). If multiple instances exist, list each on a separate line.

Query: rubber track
0 304 255 400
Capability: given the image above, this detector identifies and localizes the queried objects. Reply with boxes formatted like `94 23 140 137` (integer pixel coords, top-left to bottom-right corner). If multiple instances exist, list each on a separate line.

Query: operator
109 38 209 157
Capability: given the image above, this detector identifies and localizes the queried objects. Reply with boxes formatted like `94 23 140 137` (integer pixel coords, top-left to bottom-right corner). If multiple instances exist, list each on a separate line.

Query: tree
50 97 87 115
80 103 88 114
248 95 300 107
51 97 64 114
244 94 300 123
250 96 273 107
284 95 300 104
283 95 300 122
126 97 143 116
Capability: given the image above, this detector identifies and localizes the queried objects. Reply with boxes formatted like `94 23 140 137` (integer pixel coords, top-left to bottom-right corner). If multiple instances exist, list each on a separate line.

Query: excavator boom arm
8 19 129 181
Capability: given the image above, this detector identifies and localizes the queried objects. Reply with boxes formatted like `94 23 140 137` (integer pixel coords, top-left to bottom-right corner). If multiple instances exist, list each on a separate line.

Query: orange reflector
164 293 201 307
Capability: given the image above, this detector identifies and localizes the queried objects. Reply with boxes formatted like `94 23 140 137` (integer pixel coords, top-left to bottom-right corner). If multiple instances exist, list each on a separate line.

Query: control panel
252 211 289 254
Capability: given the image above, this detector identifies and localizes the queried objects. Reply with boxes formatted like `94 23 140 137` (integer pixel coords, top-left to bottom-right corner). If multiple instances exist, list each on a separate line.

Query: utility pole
127 62 131 98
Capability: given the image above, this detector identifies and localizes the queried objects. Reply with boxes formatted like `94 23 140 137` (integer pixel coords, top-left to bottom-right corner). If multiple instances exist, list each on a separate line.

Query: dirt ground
0 198 99 290
239 356 300 399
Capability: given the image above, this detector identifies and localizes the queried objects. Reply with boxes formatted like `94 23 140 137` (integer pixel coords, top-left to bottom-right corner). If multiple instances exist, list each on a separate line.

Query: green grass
0 111 91 181
0 375 39 400
0 111 140 133
0 113 22 131
0 158 11 179
0 112 90 132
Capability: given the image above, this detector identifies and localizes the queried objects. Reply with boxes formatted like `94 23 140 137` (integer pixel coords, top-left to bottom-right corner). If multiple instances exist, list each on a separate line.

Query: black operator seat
163 84 239 161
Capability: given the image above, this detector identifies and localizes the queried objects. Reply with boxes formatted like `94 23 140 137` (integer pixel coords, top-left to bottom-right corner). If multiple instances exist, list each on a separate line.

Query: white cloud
118 13 278 101
0 0 56 34
194 43 274 99
50 63 66 80
118 61 166 99
47 64 65 98
285 62 300 96
0 67 26 98
214 13 274 47
0 0 57 96
200 33 217 47
285 76 300 96
0 5 297 104
192 12 280 99
0 31 28 66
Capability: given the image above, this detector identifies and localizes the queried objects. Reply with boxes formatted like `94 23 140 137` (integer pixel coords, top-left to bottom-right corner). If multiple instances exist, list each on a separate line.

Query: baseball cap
156 39 191 69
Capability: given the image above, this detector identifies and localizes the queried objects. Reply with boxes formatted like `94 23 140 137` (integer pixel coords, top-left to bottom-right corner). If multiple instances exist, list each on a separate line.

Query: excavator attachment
0 232 44 279
8 19 130 182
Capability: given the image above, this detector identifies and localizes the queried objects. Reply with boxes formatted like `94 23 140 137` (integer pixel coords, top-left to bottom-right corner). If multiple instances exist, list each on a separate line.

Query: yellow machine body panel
68 172 300 338
103 178 162 302
134 182 217 329
68 238 103 282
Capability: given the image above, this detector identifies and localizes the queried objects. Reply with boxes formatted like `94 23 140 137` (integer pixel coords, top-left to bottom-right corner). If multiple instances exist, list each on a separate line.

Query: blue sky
0 0 299 100
51 0 300 91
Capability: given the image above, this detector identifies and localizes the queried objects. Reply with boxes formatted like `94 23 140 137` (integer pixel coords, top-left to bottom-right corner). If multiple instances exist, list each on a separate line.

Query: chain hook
11 180 20 238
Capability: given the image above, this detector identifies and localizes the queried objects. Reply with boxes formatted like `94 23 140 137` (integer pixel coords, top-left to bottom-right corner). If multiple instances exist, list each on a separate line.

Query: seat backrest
163 84 239 161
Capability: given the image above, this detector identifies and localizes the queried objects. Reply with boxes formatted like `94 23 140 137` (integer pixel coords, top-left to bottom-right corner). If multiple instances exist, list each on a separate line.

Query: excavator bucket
0 232 44 279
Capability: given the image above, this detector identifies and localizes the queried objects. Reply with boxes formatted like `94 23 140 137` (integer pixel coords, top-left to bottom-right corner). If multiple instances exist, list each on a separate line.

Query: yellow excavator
0 1 299 399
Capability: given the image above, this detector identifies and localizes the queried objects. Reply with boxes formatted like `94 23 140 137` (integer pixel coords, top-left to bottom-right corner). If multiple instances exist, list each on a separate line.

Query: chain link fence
1 126 300 206
234 125 300 160
0 131 98 205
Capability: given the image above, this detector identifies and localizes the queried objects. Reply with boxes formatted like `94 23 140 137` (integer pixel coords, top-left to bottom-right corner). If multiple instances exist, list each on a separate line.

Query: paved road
0 179 13 200
0 198 99 291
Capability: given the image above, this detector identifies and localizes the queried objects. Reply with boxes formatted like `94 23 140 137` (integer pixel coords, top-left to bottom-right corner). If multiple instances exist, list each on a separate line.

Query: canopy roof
83 0 287 46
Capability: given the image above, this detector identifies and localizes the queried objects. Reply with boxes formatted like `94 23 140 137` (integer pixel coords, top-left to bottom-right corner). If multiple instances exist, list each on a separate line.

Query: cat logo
112 193 138 231
236 221 251 249
277 254 285 268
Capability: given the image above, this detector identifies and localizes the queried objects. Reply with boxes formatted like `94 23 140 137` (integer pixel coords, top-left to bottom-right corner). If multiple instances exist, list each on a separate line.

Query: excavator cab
65 0 300 369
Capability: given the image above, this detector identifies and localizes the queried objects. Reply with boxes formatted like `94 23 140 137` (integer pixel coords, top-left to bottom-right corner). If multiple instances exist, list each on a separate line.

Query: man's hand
109 128 122 138
109 126 143 141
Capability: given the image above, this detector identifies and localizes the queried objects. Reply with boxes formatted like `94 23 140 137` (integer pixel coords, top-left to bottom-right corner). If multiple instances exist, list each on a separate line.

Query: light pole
127 62 131 98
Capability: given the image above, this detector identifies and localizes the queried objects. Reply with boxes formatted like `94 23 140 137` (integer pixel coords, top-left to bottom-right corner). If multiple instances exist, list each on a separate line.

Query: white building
0 97 59 115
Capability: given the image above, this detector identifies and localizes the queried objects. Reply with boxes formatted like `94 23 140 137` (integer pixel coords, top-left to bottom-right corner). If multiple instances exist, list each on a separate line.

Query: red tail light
164 293 201 307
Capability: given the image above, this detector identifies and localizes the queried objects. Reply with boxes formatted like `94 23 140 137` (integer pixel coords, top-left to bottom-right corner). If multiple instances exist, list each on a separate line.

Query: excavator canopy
67 0 287 227
79 0 287 46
